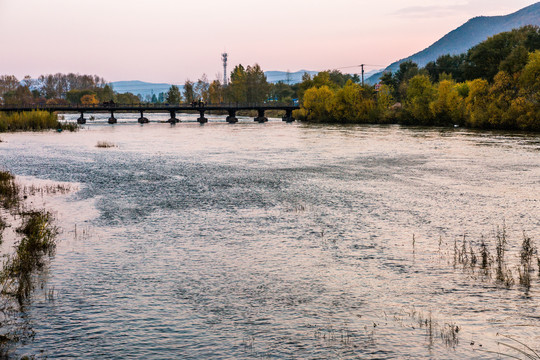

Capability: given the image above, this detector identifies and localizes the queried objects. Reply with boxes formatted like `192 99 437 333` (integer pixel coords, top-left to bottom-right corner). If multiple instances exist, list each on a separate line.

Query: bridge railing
0 102 299 110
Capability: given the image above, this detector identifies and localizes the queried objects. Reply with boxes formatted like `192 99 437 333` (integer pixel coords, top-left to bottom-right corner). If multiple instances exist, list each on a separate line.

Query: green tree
404 74 435 124
166 85 182 104
183 80 195 103
245 64 269 103
115 92 140 105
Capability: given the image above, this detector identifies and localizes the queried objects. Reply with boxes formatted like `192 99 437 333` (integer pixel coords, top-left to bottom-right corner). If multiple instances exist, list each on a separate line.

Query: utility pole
361 64 365 86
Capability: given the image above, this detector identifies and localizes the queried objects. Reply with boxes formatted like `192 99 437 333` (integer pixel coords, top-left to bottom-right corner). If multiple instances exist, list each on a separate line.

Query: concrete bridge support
197 110 208 124
168 111 179 123
254 109 268 123
282 109 295 122
77 111 86 124
138 110 149 124
226 109 238 123
108 111 117 124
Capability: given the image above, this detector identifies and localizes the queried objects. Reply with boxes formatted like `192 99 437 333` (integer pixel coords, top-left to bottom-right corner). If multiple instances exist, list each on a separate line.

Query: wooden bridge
0 103 300 124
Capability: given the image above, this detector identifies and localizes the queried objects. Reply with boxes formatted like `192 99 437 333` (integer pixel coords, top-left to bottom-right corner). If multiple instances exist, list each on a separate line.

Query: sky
0 0 538 83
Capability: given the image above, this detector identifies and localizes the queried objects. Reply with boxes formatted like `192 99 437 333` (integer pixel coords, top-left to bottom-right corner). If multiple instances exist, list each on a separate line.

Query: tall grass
0 171 19 209
0 111 77 132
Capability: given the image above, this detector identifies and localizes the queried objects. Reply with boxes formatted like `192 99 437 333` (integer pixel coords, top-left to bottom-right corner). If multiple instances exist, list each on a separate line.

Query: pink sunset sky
0 0 537 83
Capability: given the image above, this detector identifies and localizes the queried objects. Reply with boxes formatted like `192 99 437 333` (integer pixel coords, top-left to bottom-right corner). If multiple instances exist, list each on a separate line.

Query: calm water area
0 113 539 359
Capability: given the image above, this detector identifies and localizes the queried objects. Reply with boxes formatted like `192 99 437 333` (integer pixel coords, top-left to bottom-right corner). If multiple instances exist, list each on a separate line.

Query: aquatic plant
1 210 58 304
0 171 20 209
475 334 540 359
96 141 116 148
518 233 536 289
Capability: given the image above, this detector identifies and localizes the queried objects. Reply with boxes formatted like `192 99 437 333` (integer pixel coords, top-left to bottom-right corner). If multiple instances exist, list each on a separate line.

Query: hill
367 2 540 83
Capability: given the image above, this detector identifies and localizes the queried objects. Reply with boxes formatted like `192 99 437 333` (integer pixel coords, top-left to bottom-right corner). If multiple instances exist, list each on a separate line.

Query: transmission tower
222 53 228 86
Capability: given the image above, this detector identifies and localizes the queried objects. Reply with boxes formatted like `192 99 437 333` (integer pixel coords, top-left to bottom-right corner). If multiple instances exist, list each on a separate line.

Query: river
1 113 539 359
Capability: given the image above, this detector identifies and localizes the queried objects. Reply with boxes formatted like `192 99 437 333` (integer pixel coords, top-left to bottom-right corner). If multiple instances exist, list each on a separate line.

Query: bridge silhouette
0 103 300 124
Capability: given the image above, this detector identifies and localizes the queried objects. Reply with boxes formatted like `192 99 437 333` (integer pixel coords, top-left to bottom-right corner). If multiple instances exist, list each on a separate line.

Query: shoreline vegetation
295 26 540 132
0 111 77 132
0 170 62 356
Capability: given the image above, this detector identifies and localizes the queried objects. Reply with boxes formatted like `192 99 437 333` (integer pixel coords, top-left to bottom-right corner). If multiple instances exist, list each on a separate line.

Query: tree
331 80 376 123
208 80 223 104
227 65 247 103
245 64 269 103
430 80 464 125
166 85 182 104
464 79 490 128
302 85 335 122
80 94 99 105
404 74 435 124
96 84 114 102
183 80 195 103
195 74 209 102
0 75 19 98
115 92 140 105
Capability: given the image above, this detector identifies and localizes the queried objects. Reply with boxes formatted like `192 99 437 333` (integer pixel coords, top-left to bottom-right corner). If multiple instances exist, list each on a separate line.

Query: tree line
297 25 540 131
0 73 140 106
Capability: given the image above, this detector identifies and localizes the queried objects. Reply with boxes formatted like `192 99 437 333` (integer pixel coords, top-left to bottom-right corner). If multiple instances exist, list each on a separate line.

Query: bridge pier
254 109 268 123
168 111 179 124
226 109 238 123
77 111 86 124
138 110 149 124
282 109 295 122
108 111 117 124
197 110 208 124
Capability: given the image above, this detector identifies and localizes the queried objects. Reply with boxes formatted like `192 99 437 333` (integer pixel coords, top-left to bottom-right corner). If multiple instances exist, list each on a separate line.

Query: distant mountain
111 80 182 99
264 70 319 84
367 2 540 83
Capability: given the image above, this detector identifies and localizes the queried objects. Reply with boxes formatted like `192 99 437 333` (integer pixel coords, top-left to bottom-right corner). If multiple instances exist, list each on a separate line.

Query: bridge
0 103 300 124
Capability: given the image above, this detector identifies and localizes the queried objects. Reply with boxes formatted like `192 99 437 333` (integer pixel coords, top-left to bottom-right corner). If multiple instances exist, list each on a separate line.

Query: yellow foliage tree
80 94 99 105
302 86 335 122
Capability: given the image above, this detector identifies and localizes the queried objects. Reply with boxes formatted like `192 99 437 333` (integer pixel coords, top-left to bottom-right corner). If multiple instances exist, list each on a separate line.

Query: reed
1 210 58 304
0 171 20 209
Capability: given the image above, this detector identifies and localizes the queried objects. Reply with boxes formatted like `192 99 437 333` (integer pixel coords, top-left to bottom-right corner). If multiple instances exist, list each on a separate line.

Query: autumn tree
208 80 223 104
183 80 195 103
80 94 99 105
195 74 209 102
404 74 435 124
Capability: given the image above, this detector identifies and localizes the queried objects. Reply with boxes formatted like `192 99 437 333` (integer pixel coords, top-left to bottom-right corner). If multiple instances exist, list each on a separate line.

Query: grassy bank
0 110 77 132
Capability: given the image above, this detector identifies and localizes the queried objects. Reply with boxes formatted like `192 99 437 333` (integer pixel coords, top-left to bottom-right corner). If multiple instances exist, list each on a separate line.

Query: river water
0 114 539 359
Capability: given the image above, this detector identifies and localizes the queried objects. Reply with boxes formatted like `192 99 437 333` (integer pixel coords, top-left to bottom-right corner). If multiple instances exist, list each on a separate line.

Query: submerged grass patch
0 171 20 209
96 141 116 148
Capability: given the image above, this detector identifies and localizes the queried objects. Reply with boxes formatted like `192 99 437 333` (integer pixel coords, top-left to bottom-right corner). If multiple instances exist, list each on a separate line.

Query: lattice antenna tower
222 53 228 86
